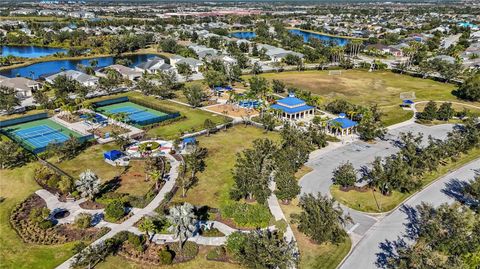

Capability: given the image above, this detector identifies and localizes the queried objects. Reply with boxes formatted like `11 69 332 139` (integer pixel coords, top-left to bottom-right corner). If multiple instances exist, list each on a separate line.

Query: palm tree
138 217 158 243
167 203 197 250
76 169 101 200
61 102 75 121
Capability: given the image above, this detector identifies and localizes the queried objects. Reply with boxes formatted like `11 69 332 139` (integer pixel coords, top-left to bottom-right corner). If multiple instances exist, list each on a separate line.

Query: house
430 55 456 64
366 44 403 57
171 56 204 73
188 44 217 59
9 9 37 16
135 57 172 74
204 54 237 67
38 9 66 16
0 76 41 99
97 64 142 81
270 93 315 121
68 11 95 19
257 44 304 62
45 70 99 87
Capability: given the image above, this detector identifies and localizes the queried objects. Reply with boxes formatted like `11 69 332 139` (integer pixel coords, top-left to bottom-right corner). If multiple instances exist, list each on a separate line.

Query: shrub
38 219 54 229
104 200 125 221
158 249 173 265
127 233 145 252
29 207 50 224
180 241 198 258
72 241 88 254
225 232 246 258
206 246 226 261
74 213 92 229
221 202 271 227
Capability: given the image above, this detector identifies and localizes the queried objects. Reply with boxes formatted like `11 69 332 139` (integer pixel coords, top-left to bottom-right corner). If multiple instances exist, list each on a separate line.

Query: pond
229 31 257 39
1 45 68 58
288 29 350 46
0 54 158 79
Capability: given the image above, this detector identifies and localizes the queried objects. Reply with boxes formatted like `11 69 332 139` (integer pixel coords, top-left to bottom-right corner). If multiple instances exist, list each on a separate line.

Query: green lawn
331 147 480 213
0 163 76 269
51 143 124 182
249 70 480 126
172 125 280 209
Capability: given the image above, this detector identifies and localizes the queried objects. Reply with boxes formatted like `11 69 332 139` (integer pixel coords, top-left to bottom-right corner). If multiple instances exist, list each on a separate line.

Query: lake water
288 29 349 46
0 54 158 79
229 30 350 46
1 45 68 58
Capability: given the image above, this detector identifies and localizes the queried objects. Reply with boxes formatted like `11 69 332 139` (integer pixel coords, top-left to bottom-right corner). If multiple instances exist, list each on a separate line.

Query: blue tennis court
13 125 69 149
109 106 159 123
96 101 169 126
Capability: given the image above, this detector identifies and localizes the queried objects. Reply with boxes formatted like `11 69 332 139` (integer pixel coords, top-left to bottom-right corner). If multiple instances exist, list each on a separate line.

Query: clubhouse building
270 93 315 121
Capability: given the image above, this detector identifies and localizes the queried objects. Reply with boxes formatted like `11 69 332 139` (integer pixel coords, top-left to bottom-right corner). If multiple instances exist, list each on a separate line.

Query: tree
251 61 262 75
292 193 352 244
461 171 480 212
136 78 155 95
33 89 50 108
203 69 228 88
183 84 205 107
74 213 92 229
272 79 286 94
227 229 298 269
231 138 277 203
0 140 29 169
418 101 437 121
167 203 197 250
455 74 480 101
176 62 193 81
181 146 208 197
248 76 270 100
203 118 216 136
332 161 357 189
139 217 159 243
105 200 125 221
436 102 454 121
357 108 386 141
0 85 20 113
274 158 300 203
76 169 101 200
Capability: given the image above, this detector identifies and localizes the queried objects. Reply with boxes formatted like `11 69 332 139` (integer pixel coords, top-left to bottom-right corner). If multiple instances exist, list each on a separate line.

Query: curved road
340 158 480 269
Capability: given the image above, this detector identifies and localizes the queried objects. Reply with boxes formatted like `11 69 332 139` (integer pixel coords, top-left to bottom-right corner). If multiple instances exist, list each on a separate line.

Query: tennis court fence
0 112 49 128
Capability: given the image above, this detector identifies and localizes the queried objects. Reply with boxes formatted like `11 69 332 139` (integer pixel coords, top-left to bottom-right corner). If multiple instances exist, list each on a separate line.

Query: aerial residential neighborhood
0 1 479 269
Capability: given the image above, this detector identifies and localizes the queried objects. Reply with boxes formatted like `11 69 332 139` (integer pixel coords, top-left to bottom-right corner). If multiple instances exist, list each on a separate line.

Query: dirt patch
80 200 105 209
118 241 198 265
338 185 369 193
206 104 258 118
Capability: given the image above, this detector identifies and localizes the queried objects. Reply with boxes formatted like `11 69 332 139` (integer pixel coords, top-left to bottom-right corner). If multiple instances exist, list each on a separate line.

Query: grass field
0 109 50 121
51 143 124 181
172 125 280 208
280 198 351 269
97 247 243 269
415 102 480 114
0 163 76 269
250 70 480 126
331 147 480 213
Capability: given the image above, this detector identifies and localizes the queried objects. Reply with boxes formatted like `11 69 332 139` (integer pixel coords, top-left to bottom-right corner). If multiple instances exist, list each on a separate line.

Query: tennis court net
126 109 148 116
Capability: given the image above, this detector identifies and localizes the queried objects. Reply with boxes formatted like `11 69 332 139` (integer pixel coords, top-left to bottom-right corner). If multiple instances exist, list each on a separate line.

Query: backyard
251 70 480 126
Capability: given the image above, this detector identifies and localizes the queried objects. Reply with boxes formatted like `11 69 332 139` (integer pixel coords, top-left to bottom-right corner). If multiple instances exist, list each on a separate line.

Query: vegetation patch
118 241 199 265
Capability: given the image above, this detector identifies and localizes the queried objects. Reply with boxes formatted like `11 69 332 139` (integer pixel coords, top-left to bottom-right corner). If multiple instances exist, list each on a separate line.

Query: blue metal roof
402 99 414 104
329 117 358 129
183 137 196 144
271 104 314 114
277 96 306 106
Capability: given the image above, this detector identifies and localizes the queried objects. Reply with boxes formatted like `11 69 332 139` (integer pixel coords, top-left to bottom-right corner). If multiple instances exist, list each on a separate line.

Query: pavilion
327 113 358 136
401 99 415 107
270 93 315 120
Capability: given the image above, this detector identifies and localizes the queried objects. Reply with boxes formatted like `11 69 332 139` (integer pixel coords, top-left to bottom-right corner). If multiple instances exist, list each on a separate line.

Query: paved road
299 123 455 238
340 158 480 269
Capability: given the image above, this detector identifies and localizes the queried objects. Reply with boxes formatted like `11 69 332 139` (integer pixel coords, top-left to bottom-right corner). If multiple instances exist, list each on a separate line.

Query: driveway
340 158 480 269
299 123 455 237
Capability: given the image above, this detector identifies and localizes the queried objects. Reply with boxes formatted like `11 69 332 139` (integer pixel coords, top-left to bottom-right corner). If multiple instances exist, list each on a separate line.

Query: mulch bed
118 241 198 265
338 185 369 193
79 200 105 209
10 194 108 245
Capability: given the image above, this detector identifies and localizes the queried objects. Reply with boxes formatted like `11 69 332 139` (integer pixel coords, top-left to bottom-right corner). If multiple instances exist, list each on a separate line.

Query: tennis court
96 102 169 126
2 118 84 153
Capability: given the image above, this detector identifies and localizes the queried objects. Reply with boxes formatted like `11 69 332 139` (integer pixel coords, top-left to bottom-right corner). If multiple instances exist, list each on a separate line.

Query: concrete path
340 159 480 269
267 182 296 243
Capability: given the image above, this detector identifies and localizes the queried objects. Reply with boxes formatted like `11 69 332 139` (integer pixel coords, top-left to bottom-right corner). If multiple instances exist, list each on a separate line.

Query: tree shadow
442 178 479 209
399 204 420 240
375 237 407 268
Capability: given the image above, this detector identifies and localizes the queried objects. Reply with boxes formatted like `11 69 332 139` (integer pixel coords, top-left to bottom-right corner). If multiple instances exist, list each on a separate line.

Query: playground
2 118 85 153
205 103 259 118
126 140 173 158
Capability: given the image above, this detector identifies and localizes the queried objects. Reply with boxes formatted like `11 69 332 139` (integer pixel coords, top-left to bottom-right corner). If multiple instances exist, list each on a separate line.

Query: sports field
96 102 168 126
2 118 83 152
251 70 480 125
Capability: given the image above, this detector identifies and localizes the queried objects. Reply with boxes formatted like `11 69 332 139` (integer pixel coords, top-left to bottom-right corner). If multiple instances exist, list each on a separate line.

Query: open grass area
172 125 280 208
51 143 124 181
0 163 76 269
415 102 480 115
0 109 49 121
280 198 351 269
331 147 480 213
97 246 244 269
250 70 480 126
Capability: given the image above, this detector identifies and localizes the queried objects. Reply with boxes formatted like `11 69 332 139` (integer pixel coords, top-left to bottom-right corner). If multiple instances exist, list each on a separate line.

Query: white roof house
135 57 172 74
170 55 203 72
45 70 99 87
0 76 41 99
97 64 142 81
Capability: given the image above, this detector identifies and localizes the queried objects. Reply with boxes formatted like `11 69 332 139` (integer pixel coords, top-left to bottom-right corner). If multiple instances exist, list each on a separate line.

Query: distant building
135 57 172 74
97 64 142 81
68 11 95 19
45 70 98 87
170 55 203 72
9 9 37 16
0 76 41 99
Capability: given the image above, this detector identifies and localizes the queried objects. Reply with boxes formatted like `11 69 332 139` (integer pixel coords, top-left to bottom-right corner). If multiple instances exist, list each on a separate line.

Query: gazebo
401 99 414 107
327 113 358 136
104 150 123 161
270 93 315 120
182 137 197 149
